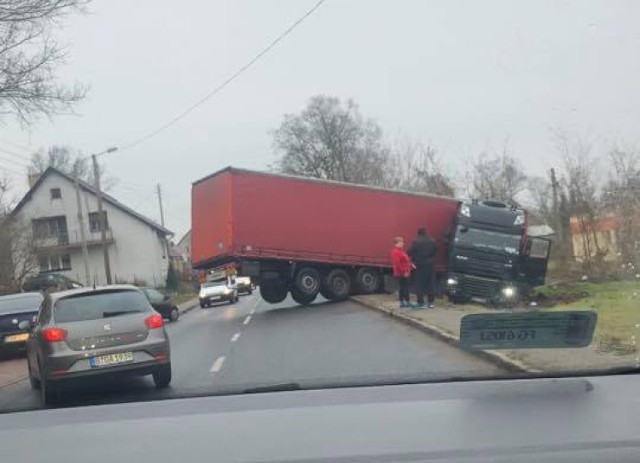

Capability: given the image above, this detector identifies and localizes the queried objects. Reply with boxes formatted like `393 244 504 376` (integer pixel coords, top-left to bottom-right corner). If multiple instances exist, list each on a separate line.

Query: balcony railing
33 228 114 252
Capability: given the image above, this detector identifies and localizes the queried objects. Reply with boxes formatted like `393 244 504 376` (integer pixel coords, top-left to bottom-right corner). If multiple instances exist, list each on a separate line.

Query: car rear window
54 290 151 323
0 295 43 314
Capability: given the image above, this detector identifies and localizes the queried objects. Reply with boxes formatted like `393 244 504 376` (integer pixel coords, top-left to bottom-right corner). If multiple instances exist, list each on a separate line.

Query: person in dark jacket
390 236 413 308
407 227 437 308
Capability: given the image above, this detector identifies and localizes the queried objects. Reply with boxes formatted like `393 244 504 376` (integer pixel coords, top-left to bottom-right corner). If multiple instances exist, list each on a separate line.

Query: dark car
0 293 43 350
23 273 83 293
236 277 253 295
141 288 180 322
26 285 171 405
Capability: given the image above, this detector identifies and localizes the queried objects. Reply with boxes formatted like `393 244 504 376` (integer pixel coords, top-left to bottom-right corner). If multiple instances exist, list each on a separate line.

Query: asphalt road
0 294 502 413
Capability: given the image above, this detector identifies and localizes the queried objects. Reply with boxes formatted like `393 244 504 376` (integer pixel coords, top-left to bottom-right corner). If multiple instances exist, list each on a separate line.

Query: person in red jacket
391 236 413 308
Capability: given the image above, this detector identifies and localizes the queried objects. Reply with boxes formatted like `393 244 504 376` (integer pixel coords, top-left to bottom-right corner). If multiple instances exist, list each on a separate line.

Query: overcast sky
1 0 639 238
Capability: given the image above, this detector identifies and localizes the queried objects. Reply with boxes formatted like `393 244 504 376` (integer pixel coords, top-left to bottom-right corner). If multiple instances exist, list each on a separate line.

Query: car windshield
203 282 227 288
0 295 42 314
0 1 638 414
54 290 151 323
454 227 522 255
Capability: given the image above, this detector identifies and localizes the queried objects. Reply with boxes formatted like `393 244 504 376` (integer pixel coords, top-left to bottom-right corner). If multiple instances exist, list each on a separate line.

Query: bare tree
385 140 455 197
29 144 115 189
0 177 37 292
272 95 388 186
602 146 640 266
468 150 527 203
553 131 606 271
0 0 88 124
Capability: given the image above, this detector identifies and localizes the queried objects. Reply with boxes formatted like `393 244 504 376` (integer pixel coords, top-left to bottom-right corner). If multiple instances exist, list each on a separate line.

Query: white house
12 167 173 286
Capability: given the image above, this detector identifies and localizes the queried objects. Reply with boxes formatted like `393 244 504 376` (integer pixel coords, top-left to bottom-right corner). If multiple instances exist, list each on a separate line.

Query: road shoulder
351 295 535 373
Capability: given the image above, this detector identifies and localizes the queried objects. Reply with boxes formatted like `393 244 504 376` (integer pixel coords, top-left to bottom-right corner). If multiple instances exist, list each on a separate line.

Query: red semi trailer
192 167 460 305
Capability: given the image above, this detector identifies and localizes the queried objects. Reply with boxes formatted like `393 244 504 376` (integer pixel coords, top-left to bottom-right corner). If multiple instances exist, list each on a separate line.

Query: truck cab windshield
454 227 521 255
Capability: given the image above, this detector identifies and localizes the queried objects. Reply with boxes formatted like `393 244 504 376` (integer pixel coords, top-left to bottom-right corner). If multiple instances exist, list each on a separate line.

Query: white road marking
231 333 241 342
250 308 255 315
210 356 225 373
243 315 252 325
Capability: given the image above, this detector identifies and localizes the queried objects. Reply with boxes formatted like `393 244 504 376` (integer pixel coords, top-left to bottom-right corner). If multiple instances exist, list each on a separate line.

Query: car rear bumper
47 358 169 383
42 334 170 382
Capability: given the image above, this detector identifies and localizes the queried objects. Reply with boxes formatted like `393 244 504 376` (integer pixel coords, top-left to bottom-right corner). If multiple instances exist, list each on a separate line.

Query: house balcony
33 229 114 253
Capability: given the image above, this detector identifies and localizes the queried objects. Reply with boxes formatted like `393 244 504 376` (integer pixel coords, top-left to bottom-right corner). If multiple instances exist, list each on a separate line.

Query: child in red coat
390 236 413 308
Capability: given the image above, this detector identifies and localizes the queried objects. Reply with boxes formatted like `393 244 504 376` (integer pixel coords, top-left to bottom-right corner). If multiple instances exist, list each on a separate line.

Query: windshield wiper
242 382 302 394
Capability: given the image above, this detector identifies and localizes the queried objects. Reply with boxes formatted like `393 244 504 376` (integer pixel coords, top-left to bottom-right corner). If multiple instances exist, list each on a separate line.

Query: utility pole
92 154 112 284
74 174 91 286
550 168 563 245
157 183 165 227
157 183 170 265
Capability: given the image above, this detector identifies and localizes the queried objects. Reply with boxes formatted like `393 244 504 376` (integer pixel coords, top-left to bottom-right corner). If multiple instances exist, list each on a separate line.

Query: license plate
4 333 29 343
89 352 134 368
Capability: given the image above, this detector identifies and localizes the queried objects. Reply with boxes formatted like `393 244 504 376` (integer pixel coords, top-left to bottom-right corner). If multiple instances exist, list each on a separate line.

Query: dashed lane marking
210 356 226 373
243 315 252 325
231 333 241 342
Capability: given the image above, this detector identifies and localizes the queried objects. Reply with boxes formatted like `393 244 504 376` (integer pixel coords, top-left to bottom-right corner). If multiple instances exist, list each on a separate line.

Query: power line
0 163 27 177
0 137 32 153
117 0 327 152
0 146 30 165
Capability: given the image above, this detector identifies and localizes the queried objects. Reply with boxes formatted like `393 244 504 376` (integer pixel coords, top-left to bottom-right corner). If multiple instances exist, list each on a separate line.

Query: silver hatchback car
25 285 171 405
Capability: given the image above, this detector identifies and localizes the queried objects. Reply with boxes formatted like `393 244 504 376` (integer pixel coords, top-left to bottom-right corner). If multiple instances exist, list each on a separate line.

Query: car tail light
154 354 168 361
145 314 164 329
42 327 67 343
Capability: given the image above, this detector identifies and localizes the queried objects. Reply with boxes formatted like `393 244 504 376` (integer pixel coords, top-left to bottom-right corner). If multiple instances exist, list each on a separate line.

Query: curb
178 297 199 315
351 297 536 374
0 375 28 389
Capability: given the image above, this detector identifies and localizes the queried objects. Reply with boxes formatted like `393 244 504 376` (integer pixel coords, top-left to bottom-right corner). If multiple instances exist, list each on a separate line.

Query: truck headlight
460 205 471 217
223 288 232 295
502 286 516 298
199 289 206 299
447 277 458 286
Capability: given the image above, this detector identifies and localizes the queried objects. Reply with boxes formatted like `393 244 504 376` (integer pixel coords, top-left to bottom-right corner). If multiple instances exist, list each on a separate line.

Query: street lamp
92 146 118 284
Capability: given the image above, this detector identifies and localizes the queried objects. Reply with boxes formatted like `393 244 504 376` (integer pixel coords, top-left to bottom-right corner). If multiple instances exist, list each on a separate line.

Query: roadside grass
535 281 640 355
172 290 198 305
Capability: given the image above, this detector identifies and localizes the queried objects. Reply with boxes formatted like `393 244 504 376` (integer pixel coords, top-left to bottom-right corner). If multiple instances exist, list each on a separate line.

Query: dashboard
1 374 639 462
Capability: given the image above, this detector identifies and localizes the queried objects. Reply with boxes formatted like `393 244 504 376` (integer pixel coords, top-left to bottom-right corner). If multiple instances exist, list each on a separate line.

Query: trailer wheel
294 267 321 298
259 284 288 304
322 269 352 301
355 268 381 294
290 287 317 306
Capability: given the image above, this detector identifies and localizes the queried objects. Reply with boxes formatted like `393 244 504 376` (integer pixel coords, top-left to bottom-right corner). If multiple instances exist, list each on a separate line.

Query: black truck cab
446 201 550 305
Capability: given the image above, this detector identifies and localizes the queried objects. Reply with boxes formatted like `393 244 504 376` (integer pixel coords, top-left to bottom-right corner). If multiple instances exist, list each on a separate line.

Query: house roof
11 167 173 236
178 229 191 247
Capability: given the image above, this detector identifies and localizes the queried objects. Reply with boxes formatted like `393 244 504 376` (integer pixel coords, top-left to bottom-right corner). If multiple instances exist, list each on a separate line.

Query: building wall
14 172 169 286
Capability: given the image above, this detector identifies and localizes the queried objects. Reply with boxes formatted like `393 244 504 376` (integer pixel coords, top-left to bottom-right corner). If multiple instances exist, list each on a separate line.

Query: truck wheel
382 275 397 294
355 268 381 294
260 284 288 304
294 267 321 298
290 287 317 305
322 269 352 301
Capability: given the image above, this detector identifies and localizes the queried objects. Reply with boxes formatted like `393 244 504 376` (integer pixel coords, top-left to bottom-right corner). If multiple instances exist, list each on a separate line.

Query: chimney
27 169 40 188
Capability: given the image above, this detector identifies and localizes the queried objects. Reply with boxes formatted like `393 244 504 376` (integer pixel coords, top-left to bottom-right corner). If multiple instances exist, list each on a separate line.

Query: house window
32 216 69 244
50 188 61 199
39 254 72 273
89 211 109 232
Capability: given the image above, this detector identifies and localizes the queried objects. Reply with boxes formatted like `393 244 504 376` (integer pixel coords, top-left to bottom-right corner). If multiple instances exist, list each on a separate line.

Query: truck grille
464 257 505 279
460 275 500 299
